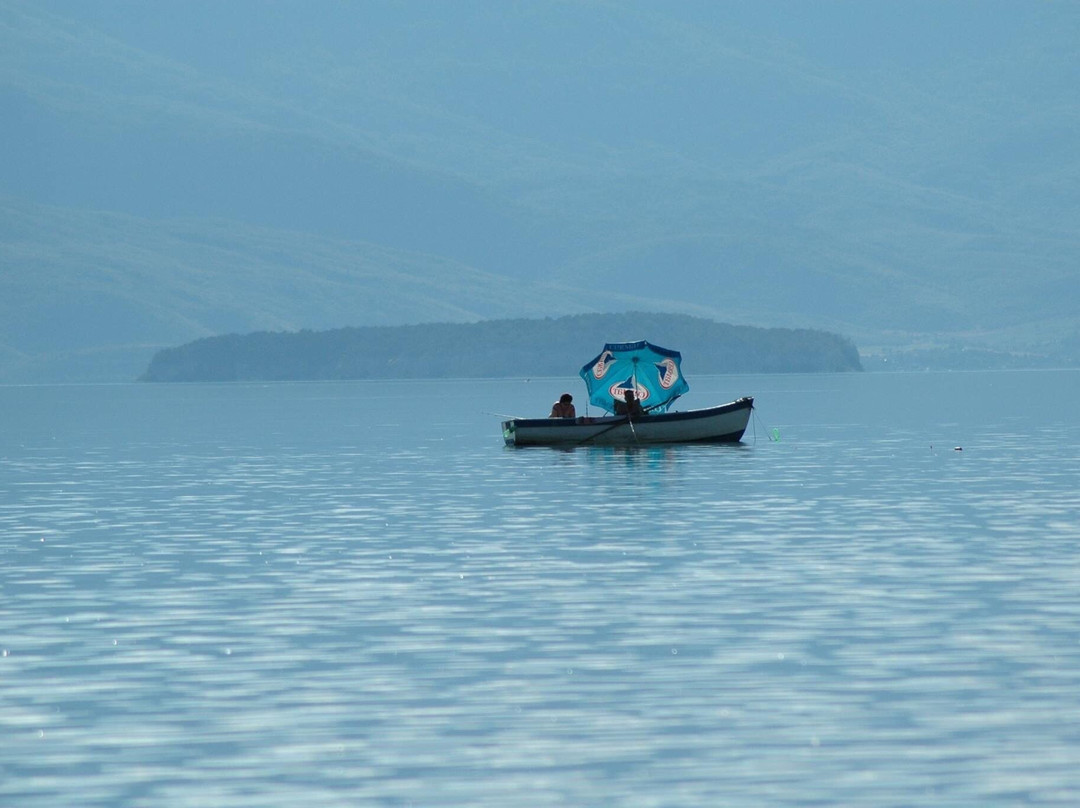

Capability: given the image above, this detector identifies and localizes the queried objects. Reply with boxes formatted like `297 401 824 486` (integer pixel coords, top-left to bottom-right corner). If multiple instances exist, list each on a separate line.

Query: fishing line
751 406 780 443
483 411 524 420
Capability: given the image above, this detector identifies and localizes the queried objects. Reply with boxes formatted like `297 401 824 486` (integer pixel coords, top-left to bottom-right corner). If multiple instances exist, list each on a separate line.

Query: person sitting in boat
614 390 645 418
549 393 576 418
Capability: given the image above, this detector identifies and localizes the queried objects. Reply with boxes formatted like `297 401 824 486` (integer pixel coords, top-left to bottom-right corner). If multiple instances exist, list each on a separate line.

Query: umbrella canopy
579 340 689 414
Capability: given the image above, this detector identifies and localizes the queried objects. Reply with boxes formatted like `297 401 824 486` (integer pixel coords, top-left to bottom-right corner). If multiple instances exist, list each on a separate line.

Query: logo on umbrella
656 358 679 389
609 380 649 402
592 350 616 379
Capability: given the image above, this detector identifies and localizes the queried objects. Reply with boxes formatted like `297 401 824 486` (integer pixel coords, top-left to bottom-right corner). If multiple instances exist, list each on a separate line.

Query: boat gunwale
501 397 754 446
503 396 753 431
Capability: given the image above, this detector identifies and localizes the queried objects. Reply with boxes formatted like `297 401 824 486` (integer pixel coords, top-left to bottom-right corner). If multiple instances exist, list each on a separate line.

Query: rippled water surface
2 371 1079 806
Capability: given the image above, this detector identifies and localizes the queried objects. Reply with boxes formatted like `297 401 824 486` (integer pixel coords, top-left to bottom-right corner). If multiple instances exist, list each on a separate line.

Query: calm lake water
2 371 1079 806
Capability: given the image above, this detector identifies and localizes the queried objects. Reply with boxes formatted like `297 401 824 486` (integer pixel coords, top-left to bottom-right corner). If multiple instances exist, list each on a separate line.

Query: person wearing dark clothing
614 390 645 418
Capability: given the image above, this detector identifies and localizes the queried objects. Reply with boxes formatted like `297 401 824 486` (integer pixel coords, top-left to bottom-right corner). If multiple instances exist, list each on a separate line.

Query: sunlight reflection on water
1 372 1079 806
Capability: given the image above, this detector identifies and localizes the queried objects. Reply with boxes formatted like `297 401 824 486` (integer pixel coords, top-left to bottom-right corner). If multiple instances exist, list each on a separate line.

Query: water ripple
2 374 1079 806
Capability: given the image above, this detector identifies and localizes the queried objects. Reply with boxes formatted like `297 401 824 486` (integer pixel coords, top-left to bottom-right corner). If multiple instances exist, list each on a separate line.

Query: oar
643 393 679 415
576 415 630 446
576 395 656 445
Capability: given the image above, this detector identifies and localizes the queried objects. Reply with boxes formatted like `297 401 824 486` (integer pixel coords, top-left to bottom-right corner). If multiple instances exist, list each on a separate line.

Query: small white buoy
953 446 963 451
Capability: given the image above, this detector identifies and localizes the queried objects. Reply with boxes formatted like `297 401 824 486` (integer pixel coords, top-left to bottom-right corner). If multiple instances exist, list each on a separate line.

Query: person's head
560 393 573 404
625 390 636 401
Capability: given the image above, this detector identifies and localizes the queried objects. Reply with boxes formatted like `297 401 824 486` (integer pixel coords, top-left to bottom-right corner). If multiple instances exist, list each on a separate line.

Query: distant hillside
140 313 862 382
0 199 620 383
3 2 1078 381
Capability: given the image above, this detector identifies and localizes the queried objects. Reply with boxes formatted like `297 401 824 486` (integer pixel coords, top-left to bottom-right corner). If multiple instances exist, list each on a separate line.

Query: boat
502 396 754 446
501 339 754 447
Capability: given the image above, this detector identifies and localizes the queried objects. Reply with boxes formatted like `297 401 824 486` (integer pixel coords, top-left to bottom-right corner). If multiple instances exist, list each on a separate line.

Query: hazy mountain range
3 1 1078 382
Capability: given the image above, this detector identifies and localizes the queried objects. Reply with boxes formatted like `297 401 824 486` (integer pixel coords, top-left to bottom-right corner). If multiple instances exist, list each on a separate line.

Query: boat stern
501 419 517 446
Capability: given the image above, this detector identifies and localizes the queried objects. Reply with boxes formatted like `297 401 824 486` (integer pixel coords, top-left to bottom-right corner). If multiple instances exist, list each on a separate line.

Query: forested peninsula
140 313 862 382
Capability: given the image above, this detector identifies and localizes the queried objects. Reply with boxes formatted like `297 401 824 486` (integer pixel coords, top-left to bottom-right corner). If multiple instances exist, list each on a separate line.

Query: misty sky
2 1 1078 380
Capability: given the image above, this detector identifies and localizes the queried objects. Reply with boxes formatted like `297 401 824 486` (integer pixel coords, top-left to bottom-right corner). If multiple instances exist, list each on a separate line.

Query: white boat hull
503 397 754 447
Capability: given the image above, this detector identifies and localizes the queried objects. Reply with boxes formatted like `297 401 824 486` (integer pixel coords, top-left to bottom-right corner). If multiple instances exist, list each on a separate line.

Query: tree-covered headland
141 313 862 382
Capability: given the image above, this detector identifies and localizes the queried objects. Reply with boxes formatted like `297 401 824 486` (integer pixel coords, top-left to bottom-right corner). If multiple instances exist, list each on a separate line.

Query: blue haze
2 370 1079 805
2 1 1079 381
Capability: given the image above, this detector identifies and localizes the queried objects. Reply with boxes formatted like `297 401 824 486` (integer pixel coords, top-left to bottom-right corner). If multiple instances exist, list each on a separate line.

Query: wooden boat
503 396 754 447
